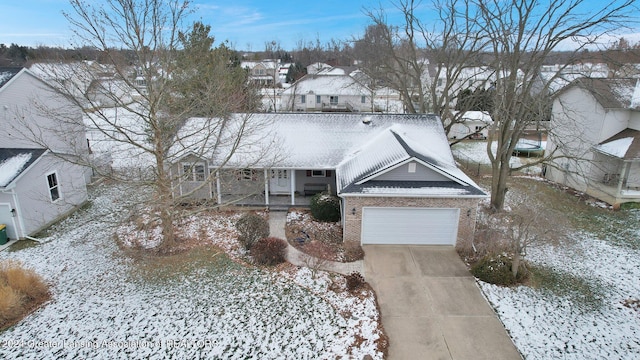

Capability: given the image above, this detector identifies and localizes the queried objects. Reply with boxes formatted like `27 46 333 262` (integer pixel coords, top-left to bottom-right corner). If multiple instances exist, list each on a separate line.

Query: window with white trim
311 170 326 177
46 172 60 202
316 95 321 103
361 95 366 103
329 96 338 105
182 162 205 181
301 95 306 103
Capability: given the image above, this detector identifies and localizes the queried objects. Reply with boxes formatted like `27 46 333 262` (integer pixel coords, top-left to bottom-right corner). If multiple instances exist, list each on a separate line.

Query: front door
269 169 291 194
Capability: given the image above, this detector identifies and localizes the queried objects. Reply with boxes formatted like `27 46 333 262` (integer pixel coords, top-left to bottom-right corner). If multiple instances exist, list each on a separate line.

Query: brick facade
342 196 481 252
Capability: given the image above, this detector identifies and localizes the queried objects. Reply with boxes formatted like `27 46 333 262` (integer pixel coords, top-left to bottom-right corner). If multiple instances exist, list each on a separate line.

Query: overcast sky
1 0 639 51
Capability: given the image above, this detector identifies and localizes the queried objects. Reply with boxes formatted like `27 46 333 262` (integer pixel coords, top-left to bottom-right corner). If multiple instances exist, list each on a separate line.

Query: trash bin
0 224 7 245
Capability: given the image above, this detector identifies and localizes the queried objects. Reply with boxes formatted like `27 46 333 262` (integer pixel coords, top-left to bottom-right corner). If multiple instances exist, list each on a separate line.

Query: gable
0 148 47 188
373 160 450 182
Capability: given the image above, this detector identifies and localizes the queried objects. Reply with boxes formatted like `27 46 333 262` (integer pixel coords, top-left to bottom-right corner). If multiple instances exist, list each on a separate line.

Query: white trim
264 169 270 205
339 192 487 199
181 161 206 182
45 171 62 203
0 202 19 240
290 170 296 205
1 150 49 190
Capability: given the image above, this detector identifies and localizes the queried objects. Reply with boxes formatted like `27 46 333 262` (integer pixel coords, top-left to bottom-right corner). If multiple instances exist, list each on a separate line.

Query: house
171 113 487 249
447 111 493 140
545 78 640 206
241 59 290 87
279 67 376 113
0 67 89 240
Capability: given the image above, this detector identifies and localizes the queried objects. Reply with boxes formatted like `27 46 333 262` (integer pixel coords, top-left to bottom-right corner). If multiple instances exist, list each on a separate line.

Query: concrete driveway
363 245 522 360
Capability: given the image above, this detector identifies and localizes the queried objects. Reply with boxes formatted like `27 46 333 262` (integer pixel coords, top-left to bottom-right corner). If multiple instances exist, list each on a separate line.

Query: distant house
545 78 640 206
447 111 493 140
279 67 375 113
242 59 291 87
0 67 89 240
170 113 487 250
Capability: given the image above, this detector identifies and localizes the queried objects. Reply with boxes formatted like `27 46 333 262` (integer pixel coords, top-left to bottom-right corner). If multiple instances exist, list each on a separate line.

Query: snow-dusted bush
471 253 527 286
309 192 340 222
251 237 287 266
235 212 269 250
345 272 366 292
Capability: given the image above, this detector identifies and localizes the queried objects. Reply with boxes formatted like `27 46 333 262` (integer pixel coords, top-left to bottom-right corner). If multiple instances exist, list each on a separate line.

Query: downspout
10 188 27 239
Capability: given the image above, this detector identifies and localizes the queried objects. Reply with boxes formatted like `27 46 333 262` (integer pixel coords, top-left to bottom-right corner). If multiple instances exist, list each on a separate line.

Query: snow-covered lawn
0 185 384 359
451 142 640 359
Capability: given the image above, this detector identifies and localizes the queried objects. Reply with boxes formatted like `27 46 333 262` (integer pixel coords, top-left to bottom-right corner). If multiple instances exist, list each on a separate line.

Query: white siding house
279 67 375 112
545 78 640 206
0 67 89 240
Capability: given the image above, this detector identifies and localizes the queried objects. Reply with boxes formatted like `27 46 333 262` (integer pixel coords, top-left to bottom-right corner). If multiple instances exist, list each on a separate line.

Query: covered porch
587 152 640 206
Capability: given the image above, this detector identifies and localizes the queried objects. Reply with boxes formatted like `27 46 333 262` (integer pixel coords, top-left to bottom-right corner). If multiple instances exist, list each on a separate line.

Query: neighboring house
447 111 493 140
242 59 290 87
279 67 375 112
0 67 89 240
545 78 640 206
171 113 487 250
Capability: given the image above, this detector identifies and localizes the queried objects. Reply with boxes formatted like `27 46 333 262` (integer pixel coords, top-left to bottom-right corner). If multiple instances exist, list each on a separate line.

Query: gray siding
294 169 336 195
14 153 88 237
375 161 450 182
1 71 87 155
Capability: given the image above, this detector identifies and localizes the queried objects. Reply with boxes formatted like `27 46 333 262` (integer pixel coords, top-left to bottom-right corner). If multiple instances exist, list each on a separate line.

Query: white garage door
361 207 459 245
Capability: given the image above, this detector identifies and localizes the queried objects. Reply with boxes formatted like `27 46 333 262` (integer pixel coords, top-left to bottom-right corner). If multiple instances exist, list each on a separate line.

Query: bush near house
470 253 528 286
251 237 287 266
309 192 341 222
0 260 50 329
235 212 269 250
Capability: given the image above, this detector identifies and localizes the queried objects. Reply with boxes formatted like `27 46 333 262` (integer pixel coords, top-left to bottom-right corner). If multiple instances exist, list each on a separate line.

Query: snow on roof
452 110 493 122
174 113 448 169
595 137 634 158
0 149 45 187
283 74 370 95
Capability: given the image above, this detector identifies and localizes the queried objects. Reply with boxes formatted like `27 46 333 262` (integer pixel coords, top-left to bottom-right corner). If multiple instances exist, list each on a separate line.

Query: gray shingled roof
569 78 639 110
0 148 47 188
595 128 640 160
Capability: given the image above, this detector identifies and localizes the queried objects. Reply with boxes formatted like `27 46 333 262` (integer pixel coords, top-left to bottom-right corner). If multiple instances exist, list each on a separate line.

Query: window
316 95 321 103
237 169 258 181
311 170 326 177
47 173 60 202
301 95 306 104
437 79 443 87
329 96 339 105
361 95 366 103
182 163 205 181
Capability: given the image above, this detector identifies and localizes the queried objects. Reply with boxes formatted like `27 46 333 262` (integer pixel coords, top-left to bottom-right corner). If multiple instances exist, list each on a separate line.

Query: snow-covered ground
452 140 640 359
0 185 384 359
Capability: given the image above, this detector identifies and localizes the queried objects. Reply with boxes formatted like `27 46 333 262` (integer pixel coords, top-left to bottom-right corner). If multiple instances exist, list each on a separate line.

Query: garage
361 207 459 245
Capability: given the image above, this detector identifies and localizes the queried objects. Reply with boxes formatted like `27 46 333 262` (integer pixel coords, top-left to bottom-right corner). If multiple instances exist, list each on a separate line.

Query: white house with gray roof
545 78 640 207
171 113 487 249
0 67 90 240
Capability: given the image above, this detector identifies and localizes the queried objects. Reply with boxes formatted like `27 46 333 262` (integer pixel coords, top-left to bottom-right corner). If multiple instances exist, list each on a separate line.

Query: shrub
309 192 341 222
235 213 269 250
346 272 366 291
0 284 23 323
251 237 288 266
470 253 527 286
1 261 48 301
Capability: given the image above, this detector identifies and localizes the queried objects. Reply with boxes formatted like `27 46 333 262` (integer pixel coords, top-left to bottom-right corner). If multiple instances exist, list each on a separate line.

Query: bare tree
477 0 637 211
26 0 272 251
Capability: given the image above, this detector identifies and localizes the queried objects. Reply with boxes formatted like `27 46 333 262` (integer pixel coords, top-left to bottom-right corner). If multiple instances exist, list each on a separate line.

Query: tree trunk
511 250 521 279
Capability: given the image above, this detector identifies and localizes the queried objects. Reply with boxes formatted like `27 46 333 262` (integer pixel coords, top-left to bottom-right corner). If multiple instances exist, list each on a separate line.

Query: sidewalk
268 210 363 275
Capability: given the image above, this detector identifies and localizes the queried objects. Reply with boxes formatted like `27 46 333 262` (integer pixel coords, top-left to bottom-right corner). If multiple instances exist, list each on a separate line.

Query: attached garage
361 207 460 245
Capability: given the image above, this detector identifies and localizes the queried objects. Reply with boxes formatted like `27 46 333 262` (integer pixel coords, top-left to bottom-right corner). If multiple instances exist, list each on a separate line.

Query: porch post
216 172 222 204
616 160 629 198
264 169 270 206
290 169 296 205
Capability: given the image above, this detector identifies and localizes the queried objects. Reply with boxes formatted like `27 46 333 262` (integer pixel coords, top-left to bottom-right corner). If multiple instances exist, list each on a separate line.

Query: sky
0 0 396 51
1 0 639 52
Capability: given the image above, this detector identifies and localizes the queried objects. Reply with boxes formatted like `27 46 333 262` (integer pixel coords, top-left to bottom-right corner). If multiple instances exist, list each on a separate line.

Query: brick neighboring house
171 113 487 250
